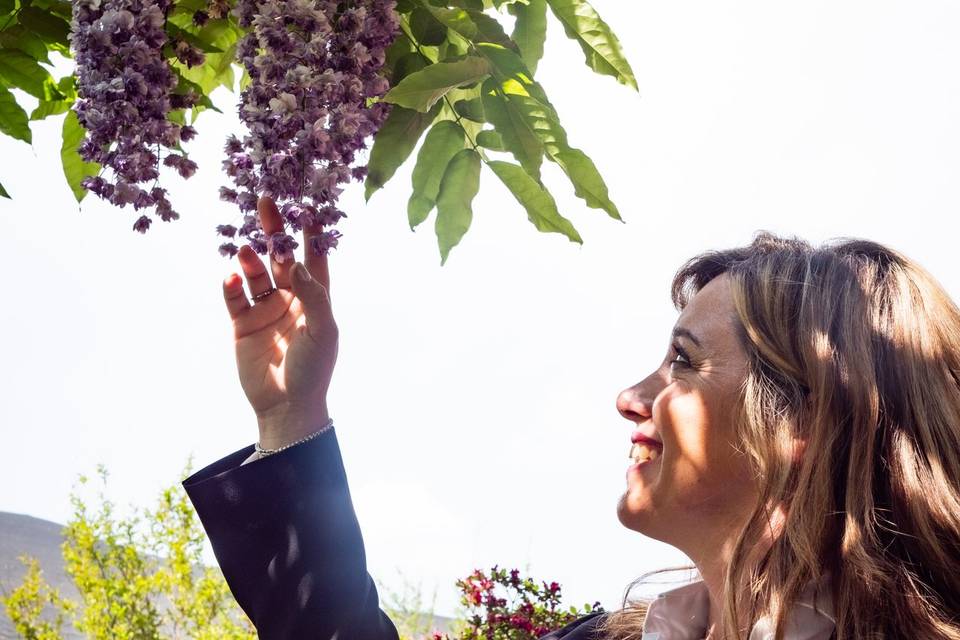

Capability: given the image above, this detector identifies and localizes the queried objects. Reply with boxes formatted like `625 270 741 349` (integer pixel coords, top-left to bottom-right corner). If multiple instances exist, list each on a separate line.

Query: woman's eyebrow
672 327 703 348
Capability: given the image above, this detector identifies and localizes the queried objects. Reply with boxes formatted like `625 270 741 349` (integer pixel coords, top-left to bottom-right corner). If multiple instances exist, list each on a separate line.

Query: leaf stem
398 14 487 163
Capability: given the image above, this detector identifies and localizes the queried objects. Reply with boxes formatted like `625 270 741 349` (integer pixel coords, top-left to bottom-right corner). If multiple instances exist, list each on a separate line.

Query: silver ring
252 287 277 303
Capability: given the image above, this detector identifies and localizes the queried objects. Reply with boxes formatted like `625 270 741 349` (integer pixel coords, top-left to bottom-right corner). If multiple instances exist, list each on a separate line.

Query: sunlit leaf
0 85 31 143
0 25 51 63
0 51 64 100
511 0 547 74
436 148 481 264
481 78 542 179
424 6 477 40
476 129 504 151
364 102 442 200
61 110 100 203
545 0 638 90
166 23 224 53
408 120 466 230
489 160 582 243
384 56 492 112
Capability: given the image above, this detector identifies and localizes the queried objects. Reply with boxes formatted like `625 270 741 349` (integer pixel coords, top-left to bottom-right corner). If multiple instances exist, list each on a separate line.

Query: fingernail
294 263 309 282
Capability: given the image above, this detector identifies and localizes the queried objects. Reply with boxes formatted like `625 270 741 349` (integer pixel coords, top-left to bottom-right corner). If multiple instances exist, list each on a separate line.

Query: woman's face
616 274 757 548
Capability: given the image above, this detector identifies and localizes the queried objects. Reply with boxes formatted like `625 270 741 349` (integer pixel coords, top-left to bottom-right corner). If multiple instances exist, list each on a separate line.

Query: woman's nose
616 374 660 422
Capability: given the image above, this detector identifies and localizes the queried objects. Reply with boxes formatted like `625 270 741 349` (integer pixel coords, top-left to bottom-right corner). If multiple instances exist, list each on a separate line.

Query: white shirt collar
641 577 835 640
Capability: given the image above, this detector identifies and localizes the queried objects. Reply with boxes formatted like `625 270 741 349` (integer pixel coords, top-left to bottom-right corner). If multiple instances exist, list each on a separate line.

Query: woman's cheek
656 388 719 507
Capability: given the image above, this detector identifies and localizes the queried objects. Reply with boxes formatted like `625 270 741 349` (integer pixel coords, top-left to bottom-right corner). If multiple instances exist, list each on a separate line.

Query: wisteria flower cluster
71 0 202 233
215 0 399 261
430 566 603 640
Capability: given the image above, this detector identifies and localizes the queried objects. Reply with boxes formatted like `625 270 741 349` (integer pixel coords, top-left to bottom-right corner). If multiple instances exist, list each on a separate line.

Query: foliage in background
0 464 256 640
2 465 600 639
0 0 636 263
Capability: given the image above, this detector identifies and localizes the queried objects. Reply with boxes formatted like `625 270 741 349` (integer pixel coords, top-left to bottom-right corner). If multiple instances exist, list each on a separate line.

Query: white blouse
641 578 835 640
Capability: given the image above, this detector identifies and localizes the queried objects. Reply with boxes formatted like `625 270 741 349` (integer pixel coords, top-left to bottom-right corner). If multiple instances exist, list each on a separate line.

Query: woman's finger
222 272 251 319
257 196 294 290
238 244 275 299
303 218 331 295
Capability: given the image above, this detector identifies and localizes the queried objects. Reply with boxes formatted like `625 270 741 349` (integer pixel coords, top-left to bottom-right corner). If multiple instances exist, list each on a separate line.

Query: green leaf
494 75 620 220
168 19 241 97
435 148 481 265
408 120 465 229
0 0 14 14
18 6 70 48
481 78 542 179
0 25 51 63
0 86 30 143
553 147 621 220
364 102 442 200
0 180 9 198
489 160 582 243
171 69 221 113
30 73 73 120
545 0 638 90
479 50 621 220
453 96 484 122
476 129 504 151
392 51 431 84
30 97 71 120
424 6 478 40
511 0 547 74
0 51 64 100
61 110 100 203
166 23 224 53
31 0 71 19
384 55 492 112
461 10 515 49
475 42 553 107
385 31 415 74
410 6 446 46
449 0 483 9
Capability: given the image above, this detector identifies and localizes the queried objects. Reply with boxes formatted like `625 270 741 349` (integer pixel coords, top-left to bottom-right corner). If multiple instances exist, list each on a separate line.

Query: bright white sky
2 0 960 619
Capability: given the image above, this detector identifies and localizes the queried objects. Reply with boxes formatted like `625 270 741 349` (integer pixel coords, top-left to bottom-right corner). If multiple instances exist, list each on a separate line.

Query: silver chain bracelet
255 418 334 458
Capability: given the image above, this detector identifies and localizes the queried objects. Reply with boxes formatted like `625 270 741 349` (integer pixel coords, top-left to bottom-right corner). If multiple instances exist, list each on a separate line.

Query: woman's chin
616 486 655 533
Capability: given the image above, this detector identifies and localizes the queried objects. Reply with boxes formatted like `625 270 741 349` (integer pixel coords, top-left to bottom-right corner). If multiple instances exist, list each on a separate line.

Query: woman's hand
221 196 338 449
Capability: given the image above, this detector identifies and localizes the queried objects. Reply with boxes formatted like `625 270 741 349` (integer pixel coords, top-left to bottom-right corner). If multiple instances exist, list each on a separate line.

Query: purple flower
216 224 238 238
218 242 239 258
218 0 399 257
133 215 152 233
72 0 198 232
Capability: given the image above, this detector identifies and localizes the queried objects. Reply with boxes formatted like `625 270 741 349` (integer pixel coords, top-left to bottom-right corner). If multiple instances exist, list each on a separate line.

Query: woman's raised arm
183 196 399 639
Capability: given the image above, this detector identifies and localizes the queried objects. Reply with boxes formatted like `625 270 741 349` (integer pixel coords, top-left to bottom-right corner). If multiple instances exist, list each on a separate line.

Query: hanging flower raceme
70 0 201 233
215 0 399 261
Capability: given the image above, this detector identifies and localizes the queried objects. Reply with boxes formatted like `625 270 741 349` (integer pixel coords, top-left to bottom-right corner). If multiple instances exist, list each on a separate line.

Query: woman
184 196 960 639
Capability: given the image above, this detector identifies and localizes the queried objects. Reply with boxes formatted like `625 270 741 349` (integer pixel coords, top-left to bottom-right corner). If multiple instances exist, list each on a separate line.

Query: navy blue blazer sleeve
181 428 399 640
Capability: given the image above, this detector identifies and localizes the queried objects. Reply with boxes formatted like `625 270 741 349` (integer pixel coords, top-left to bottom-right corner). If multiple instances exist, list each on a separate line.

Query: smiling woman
181 206 960 640
602 233 960 640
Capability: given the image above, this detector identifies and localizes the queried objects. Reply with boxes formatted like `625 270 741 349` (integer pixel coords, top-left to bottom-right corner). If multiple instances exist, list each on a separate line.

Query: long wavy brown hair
600 233 960 639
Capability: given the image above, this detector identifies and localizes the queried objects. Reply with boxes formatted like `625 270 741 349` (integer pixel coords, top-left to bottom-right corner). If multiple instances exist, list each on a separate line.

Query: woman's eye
669 345 691 370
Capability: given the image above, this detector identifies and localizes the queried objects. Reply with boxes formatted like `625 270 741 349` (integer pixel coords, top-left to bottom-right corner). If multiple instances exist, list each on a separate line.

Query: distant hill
0 511 454 639
0 512 81 639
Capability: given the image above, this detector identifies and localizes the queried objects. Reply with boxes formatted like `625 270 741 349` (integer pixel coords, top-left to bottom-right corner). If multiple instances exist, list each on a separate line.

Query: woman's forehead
674 275 740 347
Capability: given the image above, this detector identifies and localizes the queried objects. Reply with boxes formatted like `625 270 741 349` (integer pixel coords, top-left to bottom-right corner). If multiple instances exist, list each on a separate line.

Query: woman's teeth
629 443 660 464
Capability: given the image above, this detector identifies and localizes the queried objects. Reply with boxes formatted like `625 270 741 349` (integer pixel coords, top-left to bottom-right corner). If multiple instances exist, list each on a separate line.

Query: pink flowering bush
433 566 603 640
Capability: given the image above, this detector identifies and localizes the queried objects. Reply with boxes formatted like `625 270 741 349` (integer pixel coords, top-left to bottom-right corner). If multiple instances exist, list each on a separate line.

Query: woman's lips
630 430 663 447
628 430 663 467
